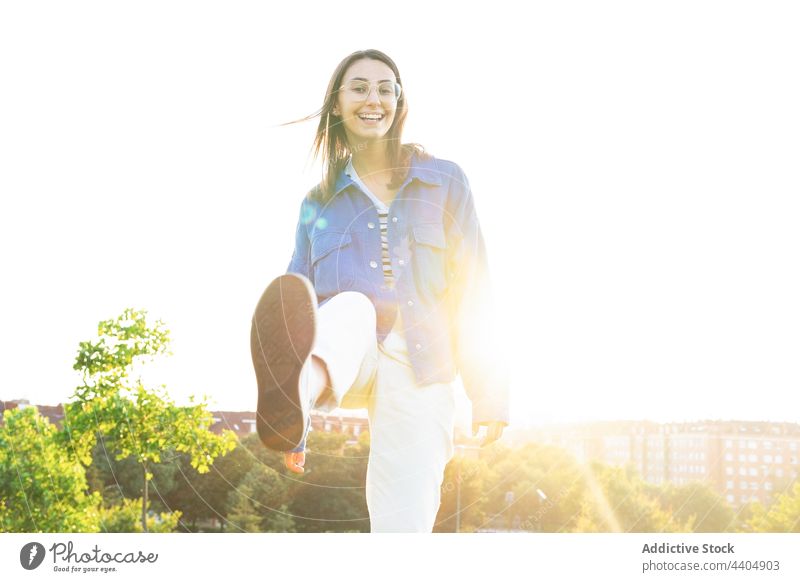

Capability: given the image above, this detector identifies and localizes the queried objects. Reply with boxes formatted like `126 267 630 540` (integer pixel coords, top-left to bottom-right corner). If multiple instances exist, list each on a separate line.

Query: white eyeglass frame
338 80 402 103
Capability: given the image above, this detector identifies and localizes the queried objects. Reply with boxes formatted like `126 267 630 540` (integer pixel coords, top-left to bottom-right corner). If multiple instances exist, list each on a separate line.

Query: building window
726 494 735 504
776 468 784 477
725 467 734 476
740 482 748 490
725 439 733 449
775 455 783 463
748 440 757 450
748 454 757 462
750 482 759 490
739 467 747 476
726 480 734 490
764 441 773 450
764 455 773 463
748 468 758 476
725 453 733 461
765 482 773 491
738 454 746 462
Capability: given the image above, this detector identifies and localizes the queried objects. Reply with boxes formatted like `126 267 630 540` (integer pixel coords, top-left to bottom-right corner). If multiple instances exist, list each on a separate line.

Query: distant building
1 399 371 446
208 409 370 446
508 420 800 506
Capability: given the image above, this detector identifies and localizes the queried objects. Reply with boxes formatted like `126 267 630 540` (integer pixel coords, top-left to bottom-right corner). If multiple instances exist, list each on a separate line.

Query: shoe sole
251 273 317 451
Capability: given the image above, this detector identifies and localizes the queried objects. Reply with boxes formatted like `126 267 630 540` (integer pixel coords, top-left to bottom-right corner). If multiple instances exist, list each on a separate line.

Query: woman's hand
284 451 306 474
472 421 506 447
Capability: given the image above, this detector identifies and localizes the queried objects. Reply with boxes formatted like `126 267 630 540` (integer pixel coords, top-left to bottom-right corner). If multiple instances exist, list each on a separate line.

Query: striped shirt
344 157 394 285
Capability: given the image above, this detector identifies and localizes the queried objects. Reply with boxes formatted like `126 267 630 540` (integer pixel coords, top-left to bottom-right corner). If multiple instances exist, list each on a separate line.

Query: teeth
359 114 383 120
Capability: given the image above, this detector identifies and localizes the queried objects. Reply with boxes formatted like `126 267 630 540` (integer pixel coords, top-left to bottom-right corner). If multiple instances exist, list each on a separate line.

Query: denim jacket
286 151 509 452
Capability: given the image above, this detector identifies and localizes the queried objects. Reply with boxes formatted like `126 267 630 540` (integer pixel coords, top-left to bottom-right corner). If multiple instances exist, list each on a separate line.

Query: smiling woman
250 48 508 533
279 50 421 207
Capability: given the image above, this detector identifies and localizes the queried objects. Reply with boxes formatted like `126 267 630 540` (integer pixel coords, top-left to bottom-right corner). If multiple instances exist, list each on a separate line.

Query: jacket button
415 343 422 350
368 222 375 229
398 259 405 266
369 260 378 269
407 300 414 306
391 216 398 223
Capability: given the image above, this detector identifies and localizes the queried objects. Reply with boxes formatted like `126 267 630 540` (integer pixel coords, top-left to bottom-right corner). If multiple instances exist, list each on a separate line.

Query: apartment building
208 409 370 445
514 419 800 506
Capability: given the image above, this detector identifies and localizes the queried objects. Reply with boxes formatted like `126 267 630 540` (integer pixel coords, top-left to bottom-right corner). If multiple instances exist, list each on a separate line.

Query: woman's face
333 58 399 147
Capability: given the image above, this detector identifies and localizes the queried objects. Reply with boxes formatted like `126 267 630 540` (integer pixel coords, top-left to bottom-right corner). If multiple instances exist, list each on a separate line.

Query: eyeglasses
338 80 402 103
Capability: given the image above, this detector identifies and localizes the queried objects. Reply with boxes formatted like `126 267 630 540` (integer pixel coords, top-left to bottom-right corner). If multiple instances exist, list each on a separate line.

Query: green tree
89 438 189 532
98 496 181 532
746 482 800 532
653 481 736 532
163 442 256 531
0 407 102 532
573 463 686 532
288 431 370 532
473 443 586 532
226 485 262 532
227 463 295 532
90 436 181 508
59 308 237 532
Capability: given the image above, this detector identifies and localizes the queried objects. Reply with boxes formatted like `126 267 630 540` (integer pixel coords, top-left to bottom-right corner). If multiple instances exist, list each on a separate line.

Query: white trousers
306 291 457 533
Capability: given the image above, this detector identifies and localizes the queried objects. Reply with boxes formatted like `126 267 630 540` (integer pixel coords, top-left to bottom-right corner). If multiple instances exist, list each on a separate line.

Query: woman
250 49 508 532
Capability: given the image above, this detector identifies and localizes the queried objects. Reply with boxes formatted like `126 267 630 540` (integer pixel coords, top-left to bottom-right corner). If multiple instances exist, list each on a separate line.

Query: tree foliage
227 463 295 532
572 463 687 533
59 307 237 531
652 481 736 532
0 407 102 532
287 431 370 532
746 482 800 532
98 496 181 533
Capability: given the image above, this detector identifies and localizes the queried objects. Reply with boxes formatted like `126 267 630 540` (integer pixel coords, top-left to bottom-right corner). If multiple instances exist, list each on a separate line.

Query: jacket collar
333 150 442 197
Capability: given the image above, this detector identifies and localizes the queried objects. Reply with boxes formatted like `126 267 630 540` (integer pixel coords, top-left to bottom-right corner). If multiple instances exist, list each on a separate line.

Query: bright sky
1 1 798 429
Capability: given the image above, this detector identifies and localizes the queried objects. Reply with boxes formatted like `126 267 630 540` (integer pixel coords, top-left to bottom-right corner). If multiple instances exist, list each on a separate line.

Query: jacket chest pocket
410 223 448 298
311 231 355 295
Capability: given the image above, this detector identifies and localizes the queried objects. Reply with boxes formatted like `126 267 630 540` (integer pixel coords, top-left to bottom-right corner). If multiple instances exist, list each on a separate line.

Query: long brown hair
281 49 427 203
